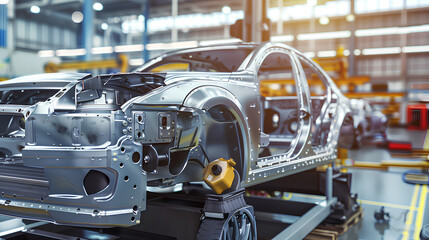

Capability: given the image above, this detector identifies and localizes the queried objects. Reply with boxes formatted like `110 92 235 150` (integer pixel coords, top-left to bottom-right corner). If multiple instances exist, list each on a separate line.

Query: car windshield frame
134 44 258 73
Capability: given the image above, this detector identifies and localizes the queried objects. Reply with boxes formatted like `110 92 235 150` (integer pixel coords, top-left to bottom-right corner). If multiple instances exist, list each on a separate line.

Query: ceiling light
307 0 317 7
37 50 55 58
101 23 109 30
146 41 198 51
0 0 9 5
56 49 87 57
92 46 113 54
222 6 231 14
362 47 401 55
303 52 315 58
346 14 355 22
297 31 351 40
30 5 40 14
354 49 361 55
199 38 242 46
72 11 84 23
271 35 294 42
343 49 350 56
402 45 429 53
114 44 144 53
129 59 144 66
93 2 103 11
317 50 336 57
319 17 329 25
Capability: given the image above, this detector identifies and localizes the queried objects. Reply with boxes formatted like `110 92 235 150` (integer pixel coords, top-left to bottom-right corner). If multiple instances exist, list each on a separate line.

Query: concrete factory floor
341 127 428 240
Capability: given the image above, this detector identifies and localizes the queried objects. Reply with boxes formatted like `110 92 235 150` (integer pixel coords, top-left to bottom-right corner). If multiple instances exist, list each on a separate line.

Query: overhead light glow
303 52 315 58
222 6 231 15
343 49 350 56
355 24 429 37
91 46 113 54
72 11 84 23
402 45 429 53
297 31 351 40
317 50 336 58
319 17 329 25
101 23 109 30
199 38 242 46
146 41 198 51
30 5 40 14
129 58 145 66
346 14 355 22
114 44 144 53
0 0 9 5
307 0 317 7
271 35 294 42
354 49 361 55
362 47 401 55
355 27 398 37
56 48 87 57
93 2 103 11
38 50 55 58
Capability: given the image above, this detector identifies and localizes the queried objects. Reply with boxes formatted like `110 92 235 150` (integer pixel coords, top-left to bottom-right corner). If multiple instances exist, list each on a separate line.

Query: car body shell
0 42 354 227
350 99 387 141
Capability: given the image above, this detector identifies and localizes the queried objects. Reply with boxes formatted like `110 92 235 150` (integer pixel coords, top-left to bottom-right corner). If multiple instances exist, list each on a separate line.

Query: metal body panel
0 42 352 227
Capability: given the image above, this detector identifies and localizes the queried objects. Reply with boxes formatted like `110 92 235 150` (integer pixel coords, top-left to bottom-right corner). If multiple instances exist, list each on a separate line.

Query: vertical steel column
276 0 283 35
171 0 178 42
223 12 230 38
251 0 263 42
348 0 356 77
0 3 7 48
326 166 333 200
309 5 316 53
142 0 149 62
81 0 93 60
243 0 267 42
400 0 408 88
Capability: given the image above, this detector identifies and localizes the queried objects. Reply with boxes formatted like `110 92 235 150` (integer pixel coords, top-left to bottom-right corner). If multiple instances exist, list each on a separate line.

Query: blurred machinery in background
44 54 128 73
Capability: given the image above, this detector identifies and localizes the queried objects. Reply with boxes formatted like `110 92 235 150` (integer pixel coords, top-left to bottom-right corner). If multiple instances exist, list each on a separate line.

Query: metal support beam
142 0 149 62
171 0 178 42
276 0 283 35
309 5 316 53
81 0 93 60
272 198 336 240
348 0 356 77
243 0 268 42
0 4 7 48
400 0 408 86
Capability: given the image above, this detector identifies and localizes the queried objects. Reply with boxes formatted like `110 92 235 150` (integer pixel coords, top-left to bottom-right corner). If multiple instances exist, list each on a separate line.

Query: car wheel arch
182 86 252 180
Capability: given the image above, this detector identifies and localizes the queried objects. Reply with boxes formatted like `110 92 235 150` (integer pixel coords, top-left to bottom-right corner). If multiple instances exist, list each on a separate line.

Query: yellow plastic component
203 158 236 194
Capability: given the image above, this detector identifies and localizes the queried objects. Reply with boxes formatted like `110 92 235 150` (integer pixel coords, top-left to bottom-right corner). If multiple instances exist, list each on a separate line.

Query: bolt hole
137 115 143 123
120 163 124 168
131 216 135 222
137 132 142 138
133 205 138 211
133 185 137 189
124 176 129 182
132 152 140 163
121 147 125 153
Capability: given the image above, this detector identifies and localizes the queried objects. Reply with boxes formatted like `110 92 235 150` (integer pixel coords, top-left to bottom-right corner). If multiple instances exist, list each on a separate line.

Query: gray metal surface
272 198 337 240
0 42 352 227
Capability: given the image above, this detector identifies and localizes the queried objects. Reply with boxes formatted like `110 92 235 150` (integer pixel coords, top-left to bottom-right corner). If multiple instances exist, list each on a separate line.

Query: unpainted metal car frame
0 42 354 227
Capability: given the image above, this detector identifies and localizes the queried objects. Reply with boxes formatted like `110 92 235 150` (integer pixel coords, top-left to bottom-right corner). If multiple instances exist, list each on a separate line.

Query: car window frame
253 46 312 159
